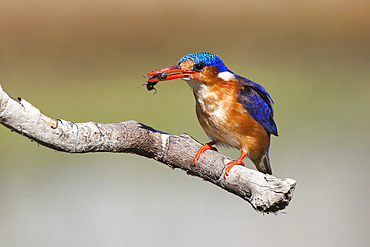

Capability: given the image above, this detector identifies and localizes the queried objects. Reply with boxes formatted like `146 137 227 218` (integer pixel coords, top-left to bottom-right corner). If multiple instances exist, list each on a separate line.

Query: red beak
146 65 196 83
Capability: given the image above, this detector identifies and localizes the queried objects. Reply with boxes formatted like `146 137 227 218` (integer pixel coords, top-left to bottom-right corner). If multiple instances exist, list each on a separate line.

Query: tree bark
0 84 296 213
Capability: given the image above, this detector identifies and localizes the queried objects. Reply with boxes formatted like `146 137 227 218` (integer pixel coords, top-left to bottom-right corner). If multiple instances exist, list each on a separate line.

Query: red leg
224 152 248 178
193 140 218 165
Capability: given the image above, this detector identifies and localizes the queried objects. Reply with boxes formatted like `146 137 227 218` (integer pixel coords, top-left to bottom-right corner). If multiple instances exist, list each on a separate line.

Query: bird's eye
193 62 205 72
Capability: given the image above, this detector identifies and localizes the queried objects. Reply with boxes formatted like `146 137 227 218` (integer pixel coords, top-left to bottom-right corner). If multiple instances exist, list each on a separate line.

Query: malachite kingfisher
146 52 278 177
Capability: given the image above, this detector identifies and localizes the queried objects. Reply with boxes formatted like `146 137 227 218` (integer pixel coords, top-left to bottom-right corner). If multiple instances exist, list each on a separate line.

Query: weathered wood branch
0 84 296 213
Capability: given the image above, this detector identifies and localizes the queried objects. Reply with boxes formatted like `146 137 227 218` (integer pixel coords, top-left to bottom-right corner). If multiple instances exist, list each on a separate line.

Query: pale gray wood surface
0 84 296 213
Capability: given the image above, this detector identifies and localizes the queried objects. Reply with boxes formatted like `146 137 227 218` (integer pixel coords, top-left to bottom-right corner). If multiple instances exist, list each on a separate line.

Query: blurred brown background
1 0 369 246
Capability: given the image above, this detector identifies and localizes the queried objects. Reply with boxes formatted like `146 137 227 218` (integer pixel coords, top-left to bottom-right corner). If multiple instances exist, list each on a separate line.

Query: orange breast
191 79 270 162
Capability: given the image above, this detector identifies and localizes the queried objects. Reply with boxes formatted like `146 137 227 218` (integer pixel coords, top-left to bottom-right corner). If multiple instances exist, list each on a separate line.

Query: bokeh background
1 0 369 246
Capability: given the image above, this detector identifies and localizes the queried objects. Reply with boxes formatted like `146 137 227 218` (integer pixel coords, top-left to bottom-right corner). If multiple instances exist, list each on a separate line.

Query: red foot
193 140 218 165
223 152 248 178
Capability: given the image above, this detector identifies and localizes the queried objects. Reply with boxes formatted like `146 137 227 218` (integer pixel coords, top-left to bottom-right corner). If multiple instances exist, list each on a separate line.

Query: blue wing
237 76 278 136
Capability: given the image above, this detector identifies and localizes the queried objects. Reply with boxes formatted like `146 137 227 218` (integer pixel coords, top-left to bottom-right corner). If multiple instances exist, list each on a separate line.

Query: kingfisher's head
146 52 236 86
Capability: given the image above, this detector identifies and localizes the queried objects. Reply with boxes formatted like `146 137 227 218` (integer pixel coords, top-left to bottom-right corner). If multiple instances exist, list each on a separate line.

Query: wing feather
237 76 278 136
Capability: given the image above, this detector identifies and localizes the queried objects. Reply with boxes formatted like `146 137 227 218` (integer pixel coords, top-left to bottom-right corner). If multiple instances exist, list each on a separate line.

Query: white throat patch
218 71 235 81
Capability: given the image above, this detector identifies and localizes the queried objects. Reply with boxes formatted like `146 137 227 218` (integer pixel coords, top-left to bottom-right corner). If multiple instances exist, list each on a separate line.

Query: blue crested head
178 52 230 72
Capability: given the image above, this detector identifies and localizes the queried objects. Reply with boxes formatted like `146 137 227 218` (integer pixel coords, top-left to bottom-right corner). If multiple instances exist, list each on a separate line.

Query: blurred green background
1 0 369 246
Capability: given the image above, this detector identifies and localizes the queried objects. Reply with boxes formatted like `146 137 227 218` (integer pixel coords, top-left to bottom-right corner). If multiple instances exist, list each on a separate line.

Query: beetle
146 72 168 92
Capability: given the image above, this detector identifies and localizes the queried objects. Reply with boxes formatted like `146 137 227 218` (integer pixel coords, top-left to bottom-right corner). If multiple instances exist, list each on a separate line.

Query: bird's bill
146 65 195 83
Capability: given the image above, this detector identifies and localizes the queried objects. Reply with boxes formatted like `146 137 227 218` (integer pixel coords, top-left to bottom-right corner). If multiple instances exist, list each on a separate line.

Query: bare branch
0 84 296 213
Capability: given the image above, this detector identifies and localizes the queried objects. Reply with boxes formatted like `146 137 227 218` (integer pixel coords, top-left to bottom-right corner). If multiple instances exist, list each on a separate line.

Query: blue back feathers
237 76 278 136
179 52 278 136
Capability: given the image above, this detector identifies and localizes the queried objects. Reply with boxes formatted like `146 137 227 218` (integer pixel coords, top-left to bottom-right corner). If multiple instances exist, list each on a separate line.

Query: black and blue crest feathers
178 52 230 72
